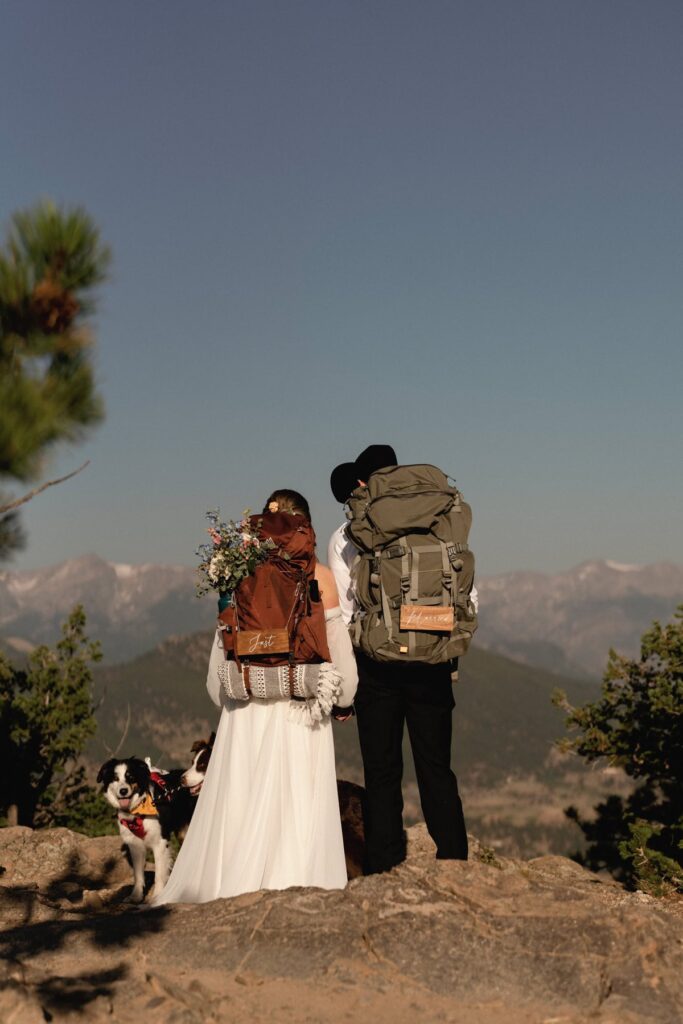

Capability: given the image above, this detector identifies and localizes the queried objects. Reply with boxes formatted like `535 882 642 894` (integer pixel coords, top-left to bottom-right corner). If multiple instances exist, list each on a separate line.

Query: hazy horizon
2 1 682 577
2 549 682 580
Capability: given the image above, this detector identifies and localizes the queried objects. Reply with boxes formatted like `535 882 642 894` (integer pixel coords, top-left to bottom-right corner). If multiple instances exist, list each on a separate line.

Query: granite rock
0 824 681 1023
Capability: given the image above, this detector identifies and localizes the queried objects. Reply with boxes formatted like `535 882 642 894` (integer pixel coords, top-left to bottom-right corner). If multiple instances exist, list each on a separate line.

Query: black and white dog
97 736 215 903
180 732 216 799
97 757 174 902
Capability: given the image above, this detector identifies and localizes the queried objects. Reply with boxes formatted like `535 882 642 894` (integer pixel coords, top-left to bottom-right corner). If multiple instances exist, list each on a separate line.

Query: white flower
208 555 224 582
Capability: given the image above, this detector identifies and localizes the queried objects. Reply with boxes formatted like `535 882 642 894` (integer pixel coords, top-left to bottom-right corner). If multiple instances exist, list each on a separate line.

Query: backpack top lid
249 510 317 576
362 463 452 496
346 464 459 550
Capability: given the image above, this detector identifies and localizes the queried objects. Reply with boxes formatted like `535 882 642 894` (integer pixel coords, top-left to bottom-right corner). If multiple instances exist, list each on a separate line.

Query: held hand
332 705 355 723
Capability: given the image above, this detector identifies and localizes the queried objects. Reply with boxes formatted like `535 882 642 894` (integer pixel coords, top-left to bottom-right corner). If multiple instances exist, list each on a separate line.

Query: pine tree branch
0 461 90 514
112 702 132 759
50 757 79 811
101 701 132 759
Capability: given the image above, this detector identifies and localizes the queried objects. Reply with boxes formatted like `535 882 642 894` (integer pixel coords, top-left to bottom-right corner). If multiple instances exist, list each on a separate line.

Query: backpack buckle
447 544 464 570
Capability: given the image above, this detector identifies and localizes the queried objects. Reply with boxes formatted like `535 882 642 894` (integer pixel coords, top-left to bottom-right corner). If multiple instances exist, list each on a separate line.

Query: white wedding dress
153 607 357 904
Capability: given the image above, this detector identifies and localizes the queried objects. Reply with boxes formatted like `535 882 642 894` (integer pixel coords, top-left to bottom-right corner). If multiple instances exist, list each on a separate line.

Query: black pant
354 652 468 874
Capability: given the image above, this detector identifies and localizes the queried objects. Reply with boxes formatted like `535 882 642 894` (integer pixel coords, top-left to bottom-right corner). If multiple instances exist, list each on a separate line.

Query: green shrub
555 606 683 894
0 606 102 828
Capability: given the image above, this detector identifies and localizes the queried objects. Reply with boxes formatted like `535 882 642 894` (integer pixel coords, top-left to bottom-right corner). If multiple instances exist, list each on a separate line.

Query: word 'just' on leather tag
400 605 454 633
235 629 291 656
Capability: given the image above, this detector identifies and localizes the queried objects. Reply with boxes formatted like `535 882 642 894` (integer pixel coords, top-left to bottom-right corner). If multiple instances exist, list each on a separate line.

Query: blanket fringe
287 663 342 728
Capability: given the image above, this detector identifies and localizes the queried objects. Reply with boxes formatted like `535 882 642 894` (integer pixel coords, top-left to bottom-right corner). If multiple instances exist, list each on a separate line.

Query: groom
328 445 469 874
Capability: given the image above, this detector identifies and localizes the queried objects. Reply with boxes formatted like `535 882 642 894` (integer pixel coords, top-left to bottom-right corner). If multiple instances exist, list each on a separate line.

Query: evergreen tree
0 605 102 827
555 607 683 894
0 200 110 557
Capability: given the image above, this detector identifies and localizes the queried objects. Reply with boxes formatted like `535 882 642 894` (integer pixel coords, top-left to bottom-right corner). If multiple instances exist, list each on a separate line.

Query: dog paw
127 889 145 904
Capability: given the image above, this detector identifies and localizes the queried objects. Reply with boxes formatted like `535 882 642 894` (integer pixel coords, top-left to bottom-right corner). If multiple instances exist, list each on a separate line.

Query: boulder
0 823 681 1023
0 825 128 895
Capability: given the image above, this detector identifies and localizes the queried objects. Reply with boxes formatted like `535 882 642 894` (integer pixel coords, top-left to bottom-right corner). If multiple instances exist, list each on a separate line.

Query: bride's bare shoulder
314 562 339 610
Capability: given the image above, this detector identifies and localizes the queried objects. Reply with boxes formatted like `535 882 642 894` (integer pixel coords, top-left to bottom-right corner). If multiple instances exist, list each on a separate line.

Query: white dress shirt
327 523 358 626
327 521 479 626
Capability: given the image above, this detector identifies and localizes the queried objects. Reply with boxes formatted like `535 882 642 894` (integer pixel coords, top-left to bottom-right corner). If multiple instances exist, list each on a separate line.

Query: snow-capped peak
112 563 136 579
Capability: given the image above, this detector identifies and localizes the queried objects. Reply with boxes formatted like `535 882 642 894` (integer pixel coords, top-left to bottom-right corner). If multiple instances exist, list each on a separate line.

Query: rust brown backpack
217 511 331 691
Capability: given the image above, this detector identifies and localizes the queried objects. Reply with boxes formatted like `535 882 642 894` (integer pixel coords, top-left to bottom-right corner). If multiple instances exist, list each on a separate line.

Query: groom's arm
327 524 356 626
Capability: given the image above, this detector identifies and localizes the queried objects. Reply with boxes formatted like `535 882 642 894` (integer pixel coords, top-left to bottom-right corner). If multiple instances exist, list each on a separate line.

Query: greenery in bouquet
196 509 275 599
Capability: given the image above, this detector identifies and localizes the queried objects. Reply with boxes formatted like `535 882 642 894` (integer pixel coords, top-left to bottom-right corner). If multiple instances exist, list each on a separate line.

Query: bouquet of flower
196 509 275 600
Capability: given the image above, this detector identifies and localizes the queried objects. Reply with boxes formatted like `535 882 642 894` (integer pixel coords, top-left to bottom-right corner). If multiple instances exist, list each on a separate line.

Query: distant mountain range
0 554 210 662
1 553 681 676
477 560 682 676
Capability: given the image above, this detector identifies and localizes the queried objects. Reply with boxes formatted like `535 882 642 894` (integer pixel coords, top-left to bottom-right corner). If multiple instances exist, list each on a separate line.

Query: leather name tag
400 605 454 633
235 629 291 656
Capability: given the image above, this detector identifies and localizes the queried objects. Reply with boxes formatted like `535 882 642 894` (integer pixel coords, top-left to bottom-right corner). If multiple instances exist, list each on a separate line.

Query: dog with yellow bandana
97 756 196 903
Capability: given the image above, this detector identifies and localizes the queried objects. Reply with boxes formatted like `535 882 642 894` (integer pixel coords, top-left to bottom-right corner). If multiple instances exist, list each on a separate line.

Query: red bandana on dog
120 814 147 840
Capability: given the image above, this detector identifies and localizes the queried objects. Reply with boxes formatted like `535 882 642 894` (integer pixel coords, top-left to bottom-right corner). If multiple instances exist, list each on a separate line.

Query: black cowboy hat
330 445 398 503
330 462 358 504
354 444 398 484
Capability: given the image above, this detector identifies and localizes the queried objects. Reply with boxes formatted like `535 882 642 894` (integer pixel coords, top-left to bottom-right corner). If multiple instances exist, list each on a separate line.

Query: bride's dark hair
263 489 311 521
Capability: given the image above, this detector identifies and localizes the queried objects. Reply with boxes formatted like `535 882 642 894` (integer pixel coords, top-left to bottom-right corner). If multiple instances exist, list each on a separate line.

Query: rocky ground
1 825 682 1024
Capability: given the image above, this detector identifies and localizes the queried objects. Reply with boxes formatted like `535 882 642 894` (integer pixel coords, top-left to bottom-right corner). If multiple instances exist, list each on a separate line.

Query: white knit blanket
217 660 342 727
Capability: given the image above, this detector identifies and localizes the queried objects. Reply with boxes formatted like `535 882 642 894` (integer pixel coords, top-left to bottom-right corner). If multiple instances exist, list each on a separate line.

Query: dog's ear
208 731 216 747
96 758 117 785
190 739 204 754
127 757 151 789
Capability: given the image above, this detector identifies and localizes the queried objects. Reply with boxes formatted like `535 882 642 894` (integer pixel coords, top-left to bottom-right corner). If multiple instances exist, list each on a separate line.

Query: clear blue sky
2 1 681 576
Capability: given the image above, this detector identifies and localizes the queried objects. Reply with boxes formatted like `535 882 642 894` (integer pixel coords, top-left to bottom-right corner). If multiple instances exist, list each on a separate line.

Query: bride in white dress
154 490 358 904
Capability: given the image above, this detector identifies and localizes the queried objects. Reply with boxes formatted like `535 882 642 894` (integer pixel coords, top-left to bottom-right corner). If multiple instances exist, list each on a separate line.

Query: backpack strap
288 655 295 699
445 543 465 608
440 541 455 608
378 548 396 643
398 542 420 657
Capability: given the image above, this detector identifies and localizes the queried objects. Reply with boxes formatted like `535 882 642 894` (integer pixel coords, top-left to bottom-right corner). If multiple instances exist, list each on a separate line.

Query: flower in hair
268 501 280 513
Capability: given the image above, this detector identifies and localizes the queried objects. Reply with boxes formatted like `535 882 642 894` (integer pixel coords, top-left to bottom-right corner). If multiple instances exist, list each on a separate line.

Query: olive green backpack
345 464 477 669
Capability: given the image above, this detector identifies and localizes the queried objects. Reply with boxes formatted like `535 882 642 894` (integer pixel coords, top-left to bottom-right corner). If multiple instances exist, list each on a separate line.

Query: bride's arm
315 562 358 709
206 630 224 707
324 606 358 708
